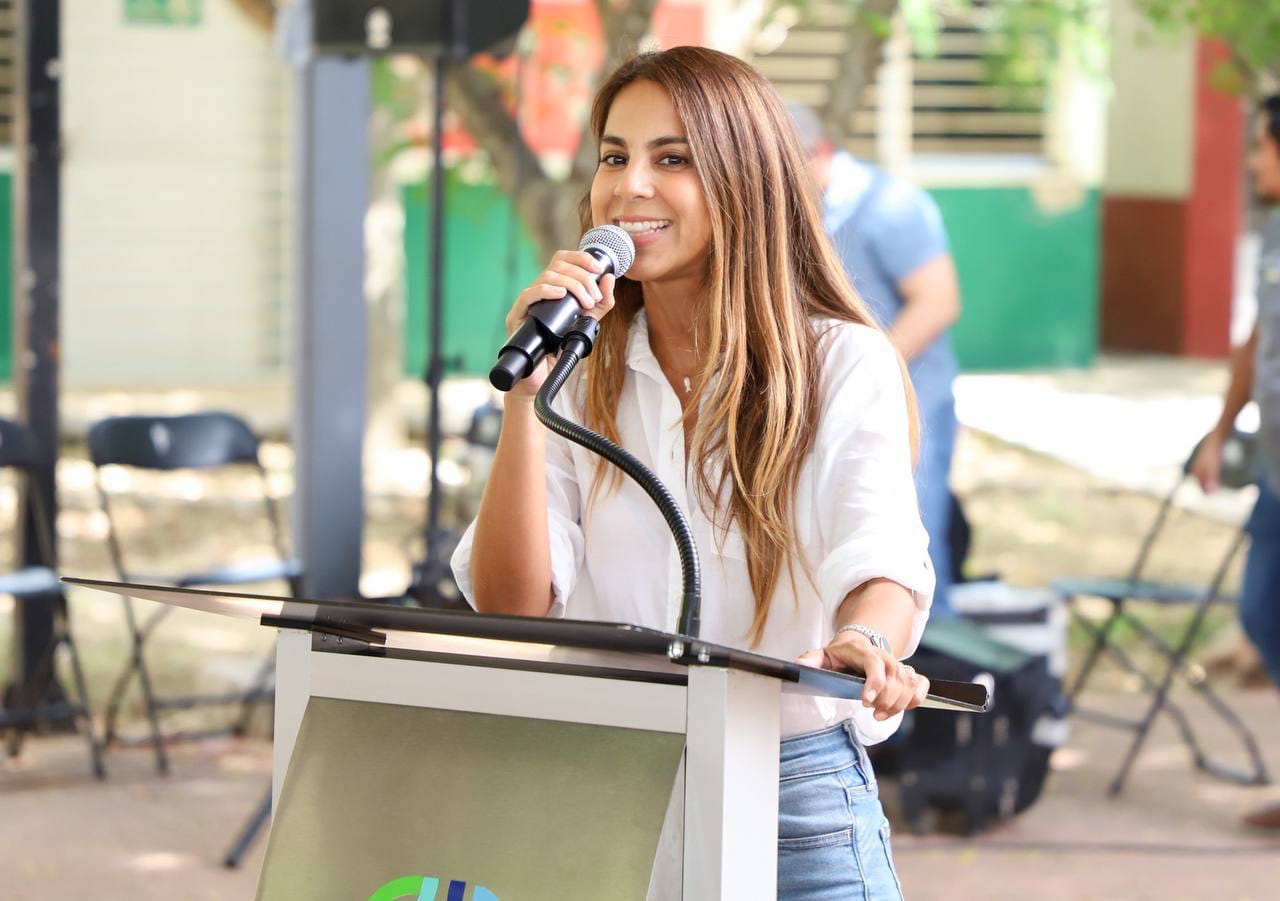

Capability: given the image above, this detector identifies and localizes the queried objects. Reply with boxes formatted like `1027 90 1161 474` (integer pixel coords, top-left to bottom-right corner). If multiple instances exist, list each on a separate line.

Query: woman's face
590 80 713 286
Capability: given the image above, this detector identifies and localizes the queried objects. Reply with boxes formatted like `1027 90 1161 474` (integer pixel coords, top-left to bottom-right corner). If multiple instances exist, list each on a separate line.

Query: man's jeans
1243 479 1280 688
917 395 958 617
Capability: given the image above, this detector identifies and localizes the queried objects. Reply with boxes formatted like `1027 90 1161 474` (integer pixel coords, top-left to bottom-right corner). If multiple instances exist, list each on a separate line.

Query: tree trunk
446 0 661 259
821 0 898 145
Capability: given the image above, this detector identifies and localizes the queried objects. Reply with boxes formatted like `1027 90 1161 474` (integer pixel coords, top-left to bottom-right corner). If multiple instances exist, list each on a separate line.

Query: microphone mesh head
578 225 636 278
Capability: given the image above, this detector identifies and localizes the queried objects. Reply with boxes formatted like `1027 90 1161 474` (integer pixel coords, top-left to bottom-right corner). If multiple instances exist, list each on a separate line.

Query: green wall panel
930 186 1100 370
402 174 544 378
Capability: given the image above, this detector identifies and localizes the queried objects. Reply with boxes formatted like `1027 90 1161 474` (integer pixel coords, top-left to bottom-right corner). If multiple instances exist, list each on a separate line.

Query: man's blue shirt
823 152 959 417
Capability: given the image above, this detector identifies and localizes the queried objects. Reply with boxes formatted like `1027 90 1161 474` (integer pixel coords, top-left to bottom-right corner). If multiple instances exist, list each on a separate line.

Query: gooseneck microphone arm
533 316 703 639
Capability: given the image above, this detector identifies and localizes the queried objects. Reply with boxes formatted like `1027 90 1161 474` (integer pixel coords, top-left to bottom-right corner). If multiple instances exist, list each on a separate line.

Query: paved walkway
3 690 1277 900
956 354 1254 523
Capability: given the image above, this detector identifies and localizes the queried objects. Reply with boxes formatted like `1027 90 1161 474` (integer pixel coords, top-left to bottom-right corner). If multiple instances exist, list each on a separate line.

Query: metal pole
291 52 371 600
14 0 60 571
6 0 64 715
423 53 447 578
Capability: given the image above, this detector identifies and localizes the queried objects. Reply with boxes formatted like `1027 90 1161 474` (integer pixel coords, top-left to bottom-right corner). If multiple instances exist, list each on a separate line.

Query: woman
452 46 933 900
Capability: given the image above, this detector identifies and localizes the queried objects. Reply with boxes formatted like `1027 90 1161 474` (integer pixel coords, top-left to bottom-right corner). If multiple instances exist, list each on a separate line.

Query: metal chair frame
0 418 105 777
1058 429 1270 795
88 413 300 775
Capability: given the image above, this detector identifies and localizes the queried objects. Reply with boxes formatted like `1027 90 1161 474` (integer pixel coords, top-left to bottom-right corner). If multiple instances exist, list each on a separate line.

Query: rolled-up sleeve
450 395 586 618
812 324 935 658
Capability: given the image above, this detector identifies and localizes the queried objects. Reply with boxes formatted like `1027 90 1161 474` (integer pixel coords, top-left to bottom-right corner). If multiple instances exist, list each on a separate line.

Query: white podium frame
274 627 781 900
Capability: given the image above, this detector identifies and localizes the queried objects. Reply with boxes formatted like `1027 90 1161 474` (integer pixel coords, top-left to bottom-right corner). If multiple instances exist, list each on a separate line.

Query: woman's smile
614 217 673 245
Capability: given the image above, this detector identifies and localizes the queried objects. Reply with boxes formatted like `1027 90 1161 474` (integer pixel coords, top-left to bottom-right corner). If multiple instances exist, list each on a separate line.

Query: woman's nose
616 161 655 198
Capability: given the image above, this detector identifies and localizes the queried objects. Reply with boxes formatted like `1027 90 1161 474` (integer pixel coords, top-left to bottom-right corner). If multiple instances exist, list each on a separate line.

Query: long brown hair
581 47 918 645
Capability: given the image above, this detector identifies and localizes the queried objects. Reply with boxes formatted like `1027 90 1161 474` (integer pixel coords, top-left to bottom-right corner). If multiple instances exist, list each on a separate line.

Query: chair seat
133 558 303 590
1052 578 1234 606
0 566 63 598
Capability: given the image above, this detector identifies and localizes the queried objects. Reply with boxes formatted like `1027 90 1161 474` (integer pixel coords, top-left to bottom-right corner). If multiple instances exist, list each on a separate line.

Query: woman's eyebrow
600 134 690 148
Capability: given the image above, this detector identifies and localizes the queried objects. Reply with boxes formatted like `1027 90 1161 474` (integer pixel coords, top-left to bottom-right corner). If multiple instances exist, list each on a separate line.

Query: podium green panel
258 697 685 901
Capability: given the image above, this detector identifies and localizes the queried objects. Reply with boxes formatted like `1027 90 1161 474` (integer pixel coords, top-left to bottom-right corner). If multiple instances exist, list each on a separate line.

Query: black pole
15 0 60 571
409 0 527 607
410 0 470 607
5 0 65 715
424 52 447 575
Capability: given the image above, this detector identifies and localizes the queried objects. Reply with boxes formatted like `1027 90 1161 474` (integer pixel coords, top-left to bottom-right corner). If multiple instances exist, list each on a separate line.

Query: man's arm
1191 323 1259 492
888 254 961 361
1212 324 1259 440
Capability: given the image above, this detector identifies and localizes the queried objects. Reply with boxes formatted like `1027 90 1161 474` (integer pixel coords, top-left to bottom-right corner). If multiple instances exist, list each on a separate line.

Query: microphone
489 225 636 391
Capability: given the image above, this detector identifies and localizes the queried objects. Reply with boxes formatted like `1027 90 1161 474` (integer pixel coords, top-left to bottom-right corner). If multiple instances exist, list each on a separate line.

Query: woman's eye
659 154 688 166
600 153 626 166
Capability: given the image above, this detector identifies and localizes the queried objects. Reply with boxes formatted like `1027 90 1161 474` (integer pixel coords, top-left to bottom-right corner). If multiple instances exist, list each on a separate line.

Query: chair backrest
87 413 261 471
1183 428 1259 491
0 417 40 470
465 402 503 451
0 417 60 568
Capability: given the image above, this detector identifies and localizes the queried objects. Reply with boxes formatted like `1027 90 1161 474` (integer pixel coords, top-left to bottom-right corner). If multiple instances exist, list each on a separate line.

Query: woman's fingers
873 662 913 721
541 268 598 311
911 671 931 709
804 634 930 721
796 647 827 669
858 648 887 708
548 252 607 302
588 273 617 321
505 283 572 335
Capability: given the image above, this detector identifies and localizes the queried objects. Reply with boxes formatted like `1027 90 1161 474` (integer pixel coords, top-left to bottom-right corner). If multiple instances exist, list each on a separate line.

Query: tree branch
573 0 663 184
823 0 898 144
444 64 553 239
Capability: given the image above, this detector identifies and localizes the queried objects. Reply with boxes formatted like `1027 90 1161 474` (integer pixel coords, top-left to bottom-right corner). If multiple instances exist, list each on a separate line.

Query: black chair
0 418 104 777
87 412 301 774
1055 428 1269 795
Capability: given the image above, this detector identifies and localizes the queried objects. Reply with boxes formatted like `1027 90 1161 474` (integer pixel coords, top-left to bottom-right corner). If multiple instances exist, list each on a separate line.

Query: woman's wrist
834 623 893 656
503 390 539 413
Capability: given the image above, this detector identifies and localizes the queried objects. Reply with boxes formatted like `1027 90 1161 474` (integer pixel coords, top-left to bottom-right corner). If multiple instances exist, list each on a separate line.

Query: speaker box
313 0 530 58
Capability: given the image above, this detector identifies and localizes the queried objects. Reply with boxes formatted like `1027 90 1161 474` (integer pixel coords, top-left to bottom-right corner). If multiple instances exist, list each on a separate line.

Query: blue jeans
777 722 904 900
1242 480 1280 688
917 395 958 617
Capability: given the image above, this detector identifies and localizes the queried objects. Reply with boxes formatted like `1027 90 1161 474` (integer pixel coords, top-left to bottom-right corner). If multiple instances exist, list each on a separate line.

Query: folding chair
0 418 105 777
1055 428 1270 796
87 412 301 774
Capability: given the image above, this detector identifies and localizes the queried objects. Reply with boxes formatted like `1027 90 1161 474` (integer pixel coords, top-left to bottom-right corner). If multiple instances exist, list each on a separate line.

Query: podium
68 577 988 901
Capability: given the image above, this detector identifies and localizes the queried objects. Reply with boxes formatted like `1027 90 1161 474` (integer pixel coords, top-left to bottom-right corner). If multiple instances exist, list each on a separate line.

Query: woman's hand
797 631 929 721
504 250 618 400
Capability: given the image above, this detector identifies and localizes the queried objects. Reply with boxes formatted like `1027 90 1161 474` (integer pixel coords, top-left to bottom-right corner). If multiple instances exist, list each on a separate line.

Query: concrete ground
3 690 1277 900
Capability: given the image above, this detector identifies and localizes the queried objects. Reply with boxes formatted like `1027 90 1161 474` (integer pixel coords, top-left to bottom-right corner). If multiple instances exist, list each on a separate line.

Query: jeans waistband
778 720 871 781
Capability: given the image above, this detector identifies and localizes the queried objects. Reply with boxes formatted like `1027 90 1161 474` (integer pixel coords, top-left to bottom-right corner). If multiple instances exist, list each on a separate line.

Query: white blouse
452 312 934 743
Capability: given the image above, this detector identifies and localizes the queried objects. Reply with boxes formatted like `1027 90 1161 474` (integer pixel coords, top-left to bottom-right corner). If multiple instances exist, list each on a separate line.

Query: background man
1191 95 1280 831
792 105 963 615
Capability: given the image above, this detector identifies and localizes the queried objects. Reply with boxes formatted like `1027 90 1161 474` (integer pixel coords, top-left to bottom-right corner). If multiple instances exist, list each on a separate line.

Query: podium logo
368 875 498 901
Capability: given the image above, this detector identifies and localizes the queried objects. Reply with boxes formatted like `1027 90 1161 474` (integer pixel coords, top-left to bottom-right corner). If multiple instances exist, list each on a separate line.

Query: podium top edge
62 575 673 642
61 577 991 712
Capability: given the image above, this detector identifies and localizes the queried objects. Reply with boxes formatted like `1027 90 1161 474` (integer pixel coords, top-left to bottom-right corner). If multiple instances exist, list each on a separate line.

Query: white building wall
1104 0 1195 198
62 0 291 389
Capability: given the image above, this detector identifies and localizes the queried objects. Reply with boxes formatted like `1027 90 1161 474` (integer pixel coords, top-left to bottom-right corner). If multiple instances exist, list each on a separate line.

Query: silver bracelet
834 623 892 655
